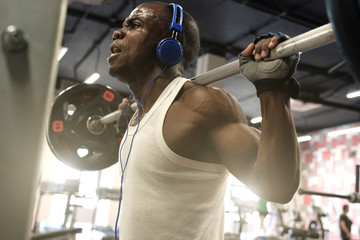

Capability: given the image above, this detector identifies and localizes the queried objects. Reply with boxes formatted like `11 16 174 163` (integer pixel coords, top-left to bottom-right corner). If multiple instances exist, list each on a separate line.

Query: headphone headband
169 3 183 34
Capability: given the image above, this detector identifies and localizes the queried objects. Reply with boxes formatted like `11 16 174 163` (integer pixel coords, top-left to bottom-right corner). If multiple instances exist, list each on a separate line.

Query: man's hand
251 34 281 61
238 33 300 98
118 98 129 111
116 98 130 137
239 44 298 83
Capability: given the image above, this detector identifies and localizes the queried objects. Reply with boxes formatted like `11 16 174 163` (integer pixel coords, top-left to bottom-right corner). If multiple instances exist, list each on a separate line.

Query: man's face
108 4 163 80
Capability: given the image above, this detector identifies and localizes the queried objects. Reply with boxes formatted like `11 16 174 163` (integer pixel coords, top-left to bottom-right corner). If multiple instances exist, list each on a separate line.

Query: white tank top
118 77 229 240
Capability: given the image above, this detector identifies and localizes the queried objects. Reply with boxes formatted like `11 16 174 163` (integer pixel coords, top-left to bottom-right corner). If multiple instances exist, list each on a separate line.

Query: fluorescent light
297 135 312 142
84 73 100 84
250 116 262 124
328 126 360 137
290 99 322 112
57 46 68 61
346 90 360 99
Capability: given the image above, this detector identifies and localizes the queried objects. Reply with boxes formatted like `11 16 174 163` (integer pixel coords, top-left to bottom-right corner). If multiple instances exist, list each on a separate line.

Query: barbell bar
191 23 336 85
87 101 137 134
91 23 337 127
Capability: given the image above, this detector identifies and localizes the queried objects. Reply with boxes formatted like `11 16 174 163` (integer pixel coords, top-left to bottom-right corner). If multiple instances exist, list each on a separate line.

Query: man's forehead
127 4 159 20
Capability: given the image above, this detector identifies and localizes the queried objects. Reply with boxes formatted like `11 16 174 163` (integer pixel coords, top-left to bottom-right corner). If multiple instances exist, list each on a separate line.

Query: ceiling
56 0 360 134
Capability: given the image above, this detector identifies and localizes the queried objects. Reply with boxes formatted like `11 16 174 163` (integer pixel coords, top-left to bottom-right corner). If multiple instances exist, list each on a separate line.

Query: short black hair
343 204 349 212
146 2 201 72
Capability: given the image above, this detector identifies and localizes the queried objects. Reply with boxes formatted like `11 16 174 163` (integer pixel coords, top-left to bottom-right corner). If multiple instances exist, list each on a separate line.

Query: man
340 204 352 240
109 2 300 239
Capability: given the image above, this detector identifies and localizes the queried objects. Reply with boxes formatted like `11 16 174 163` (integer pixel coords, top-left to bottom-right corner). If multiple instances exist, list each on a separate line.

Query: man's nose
112 29 125 40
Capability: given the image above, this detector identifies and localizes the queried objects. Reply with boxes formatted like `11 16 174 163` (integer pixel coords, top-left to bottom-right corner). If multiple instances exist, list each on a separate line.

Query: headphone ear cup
156 38 183 66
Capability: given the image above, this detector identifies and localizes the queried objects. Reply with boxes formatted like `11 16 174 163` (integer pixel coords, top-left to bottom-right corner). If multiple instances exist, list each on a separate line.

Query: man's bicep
209 122 260 184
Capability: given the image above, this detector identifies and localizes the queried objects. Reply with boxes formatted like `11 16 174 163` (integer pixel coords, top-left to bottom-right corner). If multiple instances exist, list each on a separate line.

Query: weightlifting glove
239 33 300 99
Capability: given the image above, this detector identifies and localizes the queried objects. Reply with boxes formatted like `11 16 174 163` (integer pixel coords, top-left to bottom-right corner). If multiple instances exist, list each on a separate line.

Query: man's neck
129 68 180 114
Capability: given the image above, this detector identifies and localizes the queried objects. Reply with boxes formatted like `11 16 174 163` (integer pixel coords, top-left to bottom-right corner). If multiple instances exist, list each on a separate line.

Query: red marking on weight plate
52 120 64 132
103 90 115 102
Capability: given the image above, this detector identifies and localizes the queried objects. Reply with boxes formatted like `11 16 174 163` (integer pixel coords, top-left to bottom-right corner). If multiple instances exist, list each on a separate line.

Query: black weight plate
326 0 360 83
47 83 123 171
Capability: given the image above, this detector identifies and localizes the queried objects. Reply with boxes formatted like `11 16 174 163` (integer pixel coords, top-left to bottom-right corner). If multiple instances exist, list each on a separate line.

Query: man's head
343 204 349 213
108 2 200 80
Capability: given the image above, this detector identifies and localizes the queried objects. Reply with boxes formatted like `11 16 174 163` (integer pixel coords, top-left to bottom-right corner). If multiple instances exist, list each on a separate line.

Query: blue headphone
156 3 184 66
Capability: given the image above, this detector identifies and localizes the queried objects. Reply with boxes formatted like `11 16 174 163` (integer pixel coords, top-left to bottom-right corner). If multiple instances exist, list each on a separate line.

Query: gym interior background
1 0 360 239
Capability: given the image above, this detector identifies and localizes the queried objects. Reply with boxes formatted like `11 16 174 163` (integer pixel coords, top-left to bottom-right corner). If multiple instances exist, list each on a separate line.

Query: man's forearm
253 92 300 202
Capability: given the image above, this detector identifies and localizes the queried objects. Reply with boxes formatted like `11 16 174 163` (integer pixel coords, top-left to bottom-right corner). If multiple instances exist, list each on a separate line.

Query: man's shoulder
177 81 246 124
180 81 230 100
180 82 229 109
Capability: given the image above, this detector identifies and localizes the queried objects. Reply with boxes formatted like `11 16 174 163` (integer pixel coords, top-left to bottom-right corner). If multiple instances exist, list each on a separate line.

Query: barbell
47 0 360 171
47 84 135 170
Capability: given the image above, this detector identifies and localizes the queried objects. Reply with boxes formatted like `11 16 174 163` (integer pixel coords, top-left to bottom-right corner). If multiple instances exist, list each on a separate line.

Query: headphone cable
114 65 168 240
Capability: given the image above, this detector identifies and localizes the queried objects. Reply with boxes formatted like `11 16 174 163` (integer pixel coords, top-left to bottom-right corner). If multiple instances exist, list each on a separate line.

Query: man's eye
130 22 139 28
126 21 139 28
